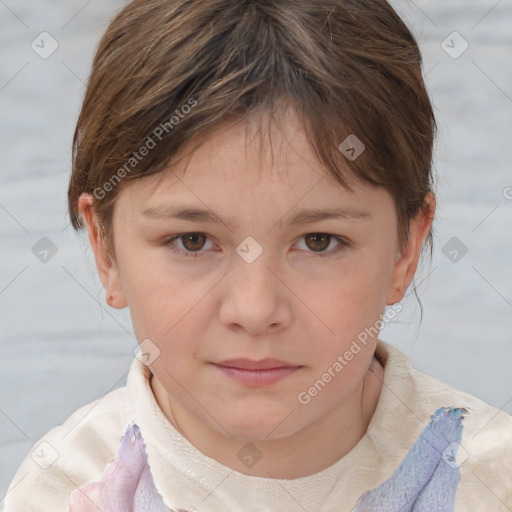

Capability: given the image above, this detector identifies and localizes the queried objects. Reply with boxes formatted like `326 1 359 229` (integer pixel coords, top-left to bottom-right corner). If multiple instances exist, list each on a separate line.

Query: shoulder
424 375 512 509
378 341 512 509
2 385 133 512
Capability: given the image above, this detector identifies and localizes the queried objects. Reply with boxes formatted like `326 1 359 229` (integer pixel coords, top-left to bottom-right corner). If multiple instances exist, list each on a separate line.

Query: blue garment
353 407 466 511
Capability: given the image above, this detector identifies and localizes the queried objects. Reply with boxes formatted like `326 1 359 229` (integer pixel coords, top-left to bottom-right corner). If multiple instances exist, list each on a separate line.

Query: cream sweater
2 341 512 511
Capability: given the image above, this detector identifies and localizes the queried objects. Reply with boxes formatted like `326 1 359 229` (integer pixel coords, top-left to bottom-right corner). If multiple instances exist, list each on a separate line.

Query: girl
3 0 511 510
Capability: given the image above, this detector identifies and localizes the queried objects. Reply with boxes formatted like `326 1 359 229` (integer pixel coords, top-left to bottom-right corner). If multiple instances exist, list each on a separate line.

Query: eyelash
161 233 350 259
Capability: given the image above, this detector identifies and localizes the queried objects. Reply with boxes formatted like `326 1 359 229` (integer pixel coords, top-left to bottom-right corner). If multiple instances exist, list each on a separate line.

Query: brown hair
68 0 437 289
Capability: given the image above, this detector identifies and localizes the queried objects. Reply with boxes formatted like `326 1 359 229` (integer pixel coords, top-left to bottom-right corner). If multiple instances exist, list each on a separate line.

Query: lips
215 358 298 370
211 358 302 387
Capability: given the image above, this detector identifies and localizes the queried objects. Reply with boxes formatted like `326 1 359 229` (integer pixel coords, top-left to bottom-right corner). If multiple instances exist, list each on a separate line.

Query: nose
218 253 292 336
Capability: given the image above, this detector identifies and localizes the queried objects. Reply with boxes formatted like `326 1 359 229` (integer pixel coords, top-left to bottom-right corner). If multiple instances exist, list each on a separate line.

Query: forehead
114 108 394 224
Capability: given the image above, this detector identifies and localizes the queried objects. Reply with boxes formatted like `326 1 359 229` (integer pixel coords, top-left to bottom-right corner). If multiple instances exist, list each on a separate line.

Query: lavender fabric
352 406 467 511
69 423 171 511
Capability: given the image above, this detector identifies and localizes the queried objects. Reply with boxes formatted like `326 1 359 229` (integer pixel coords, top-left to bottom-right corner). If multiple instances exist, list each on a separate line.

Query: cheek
302 255 391 369
115 249 187 338
124 274 218 365
323 267 386 330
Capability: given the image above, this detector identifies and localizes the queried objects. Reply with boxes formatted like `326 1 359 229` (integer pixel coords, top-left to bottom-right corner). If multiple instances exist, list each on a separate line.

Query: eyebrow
141 205 372 228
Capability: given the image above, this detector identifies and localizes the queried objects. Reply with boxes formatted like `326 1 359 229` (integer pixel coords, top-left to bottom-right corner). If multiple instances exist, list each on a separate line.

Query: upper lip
214 358 300 370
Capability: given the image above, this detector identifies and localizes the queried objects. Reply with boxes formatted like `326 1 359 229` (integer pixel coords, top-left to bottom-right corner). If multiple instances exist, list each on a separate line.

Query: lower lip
213 365 300 386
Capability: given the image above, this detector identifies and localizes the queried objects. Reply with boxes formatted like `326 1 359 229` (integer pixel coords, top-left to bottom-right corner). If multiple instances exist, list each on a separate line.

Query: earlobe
386 192 436 306
106 292 126 309
78 193 128 309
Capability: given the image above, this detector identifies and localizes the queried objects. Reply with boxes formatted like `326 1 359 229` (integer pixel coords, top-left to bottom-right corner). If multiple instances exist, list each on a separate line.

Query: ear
386 192 436 305
78 193 128 309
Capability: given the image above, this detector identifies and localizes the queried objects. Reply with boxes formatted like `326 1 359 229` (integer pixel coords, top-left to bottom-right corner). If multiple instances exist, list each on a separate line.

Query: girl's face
81 108 433 441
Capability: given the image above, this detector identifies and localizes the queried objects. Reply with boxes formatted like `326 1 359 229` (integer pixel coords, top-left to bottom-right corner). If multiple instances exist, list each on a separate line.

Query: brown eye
180 233 207 251
297 233 349 258
163 232 215 259
304 233 332 252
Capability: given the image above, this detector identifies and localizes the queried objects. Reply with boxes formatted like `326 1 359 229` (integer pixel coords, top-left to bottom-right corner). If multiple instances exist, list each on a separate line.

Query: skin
78 107 435 480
